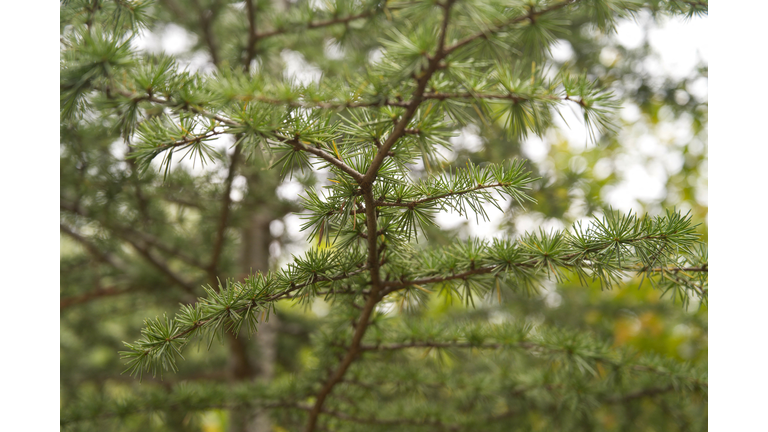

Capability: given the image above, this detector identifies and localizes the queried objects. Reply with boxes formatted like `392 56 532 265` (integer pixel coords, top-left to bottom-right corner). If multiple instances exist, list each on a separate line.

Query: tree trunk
235 209 279 432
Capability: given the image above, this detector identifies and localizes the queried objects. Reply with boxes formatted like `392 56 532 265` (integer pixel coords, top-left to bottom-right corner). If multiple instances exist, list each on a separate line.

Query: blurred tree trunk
233 178 279 432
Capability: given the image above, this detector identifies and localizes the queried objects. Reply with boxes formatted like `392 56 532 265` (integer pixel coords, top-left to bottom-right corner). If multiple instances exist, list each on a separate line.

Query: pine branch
380 211 707 304
377 183 510 208
113 89 237 126
375 160 534 213
382 264 703 293
119 257 370 379
444 0 580 55
143 129 227 152
311 406 447 428
361 0 457 185
112 88 366 182
302 189 383 432
280 136 365 182
254 9 378 40
157 88 589 114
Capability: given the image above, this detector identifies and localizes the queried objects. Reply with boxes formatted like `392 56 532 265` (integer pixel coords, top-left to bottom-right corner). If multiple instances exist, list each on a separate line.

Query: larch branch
443 0 580 56
361 0 456 185
302 4 457 431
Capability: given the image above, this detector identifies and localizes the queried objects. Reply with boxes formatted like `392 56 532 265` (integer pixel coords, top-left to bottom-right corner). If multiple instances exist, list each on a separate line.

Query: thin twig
208 145 242 276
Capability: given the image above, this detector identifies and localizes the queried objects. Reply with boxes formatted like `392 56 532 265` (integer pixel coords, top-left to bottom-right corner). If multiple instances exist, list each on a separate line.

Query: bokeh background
60 2 707 431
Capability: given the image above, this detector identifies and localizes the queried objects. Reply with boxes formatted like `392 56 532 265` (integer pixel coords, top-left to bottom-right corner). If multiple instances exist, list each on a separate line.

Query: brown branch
645 265 708 273
125 239 198 297
130 229 208 270
192 90 570 111
113 88 365 183
302 173 387 431
61 201 199 297
281 136 365 182
190 0 223 66
380 261 708 296
359 340 531 351
61 286 133 310
60 223 126 271
114 89 238 126
208 145 242 276
313 406 446 427
374 181 512 208
254 10 377 40
302 4 457 431
244 0 258 72
361 0 456 186
152 129 227 152
357 340 707 386
302 191 383 432
62 201 208 270
443 0 580 56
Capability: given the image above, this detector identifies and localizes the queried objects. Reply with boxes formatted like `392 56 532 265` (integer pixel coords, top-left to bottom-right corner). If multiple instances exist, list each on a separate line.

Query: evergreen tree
60 1 708 431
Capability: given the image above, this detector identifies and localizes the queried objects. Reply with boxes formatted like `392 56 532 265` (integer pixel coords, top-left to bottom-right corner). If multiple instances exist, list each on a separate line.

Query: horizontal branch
61 201 208 271
359 340 531 351
381 263 705 295
254 10 376 40
113 89 365 182
61 201 199 297
61 286 133 309
195 90 584 113
357 340 707 387
163 266 370 344
150 129 227 153
114 89 238 126
444 0 580 55
374 181 511 208
278 136 365 182
60 223 126 271
313 406 446 428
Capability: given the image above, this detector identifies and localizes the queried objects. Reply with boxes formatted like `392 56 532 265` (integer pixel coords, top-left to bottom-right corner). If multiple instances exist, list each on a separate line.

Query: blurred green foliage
61 1 707 431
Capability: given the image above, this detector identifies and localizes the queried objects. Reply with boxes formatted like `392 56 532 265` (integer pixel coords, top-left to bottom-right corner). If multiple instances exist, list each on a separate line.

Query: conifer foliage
61 0 708 431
